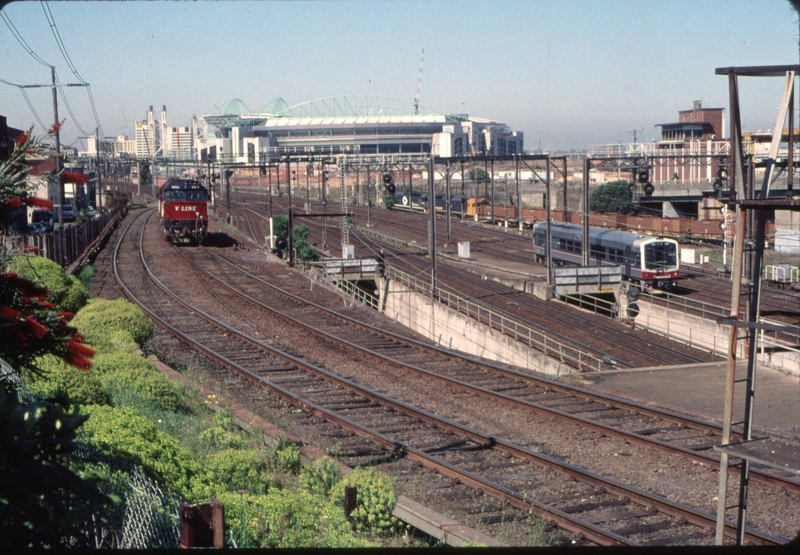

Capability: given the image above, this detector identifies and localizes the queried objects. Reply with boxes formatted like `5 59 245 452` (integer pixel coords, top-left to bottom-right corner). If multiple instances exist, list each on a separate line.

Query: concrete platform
579 361 800 439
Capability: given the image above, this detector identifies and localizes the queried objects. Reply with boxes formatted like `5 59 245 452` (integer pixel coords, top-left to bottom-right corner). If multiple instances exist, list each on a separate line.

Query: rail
385 265 609 372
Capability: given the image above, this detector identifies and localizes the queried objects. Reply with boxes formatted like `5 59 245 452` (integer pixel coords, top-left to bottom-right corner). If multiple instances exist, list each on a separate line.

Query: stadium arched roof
272 94 443 119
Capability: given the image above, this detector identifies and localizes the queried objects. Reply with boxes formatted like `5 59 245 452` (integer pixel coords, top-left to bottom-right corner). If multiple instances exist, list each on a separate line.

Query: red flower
4 198 22 209
25 317 49 339
25 197 54 209
57 312 74 320
48 119 65 136
60 172 88 185
23 246 40 253
15 132 28 146
66 337 95 370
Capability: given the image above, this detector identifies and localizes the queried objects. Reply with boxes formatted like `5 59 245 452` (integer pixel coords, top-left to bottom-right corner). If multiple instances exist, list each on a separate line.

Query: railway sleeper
477 512 526 525
584 508 654 525
609 519 680 537
558 498 630 514
630 425 689 436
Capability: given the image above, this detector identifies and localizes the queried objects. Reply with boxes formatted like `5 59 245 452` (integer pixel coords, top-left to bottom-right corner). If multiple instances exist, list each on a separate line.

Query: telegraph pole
50 67 64 230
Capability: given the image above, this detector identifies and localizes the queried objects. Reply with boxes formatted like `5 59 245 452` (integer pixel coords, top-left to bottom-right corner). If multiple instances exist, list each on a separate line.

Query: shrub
90 352 187 413
197 407 250 450
333 467 401 535
78 265 96 289
82 329 140 355
191 449 274 501
71 298 154 347
80 404 202 500
9 255 89 313
217 489 376 548
270 436 301 473
61 276 90 314
27 354 112 407
300 456 341 498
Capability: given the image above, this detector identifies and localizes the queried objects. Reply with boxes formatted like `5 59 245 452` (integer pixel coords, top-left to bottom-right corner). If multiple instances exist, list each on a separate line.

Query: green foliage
589 180 641 215
80 404 203 500
270 215 319 261
272 436 301 473
27 354 112 407
192 449 274 501
90 352 188 413
0 127 50 207
197 407 249 450
218 489 376 548
382 194 395 208
71 298 154 346
84 329 140 355
0 389 116 548
299 456 341 498
9 255 89 313
333 467 401 535
77 265 96 289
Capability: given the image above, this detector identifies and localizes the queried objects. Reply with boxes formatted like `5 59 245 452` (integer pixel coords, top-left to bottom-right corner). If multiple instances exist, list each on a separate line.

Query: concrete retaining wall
632 300 799 377
378 277 574 377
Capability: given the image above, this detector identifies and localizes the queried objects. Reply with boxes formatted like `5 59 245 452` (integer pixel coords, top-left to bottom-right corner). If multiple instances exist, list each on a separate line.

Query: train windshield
644 241 677 270
162 181 208 201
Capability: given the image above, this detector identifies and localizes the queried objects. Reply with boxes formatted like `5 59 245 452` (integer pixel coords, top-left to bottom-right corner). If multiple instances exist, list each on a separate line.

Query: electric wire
40 1 105 137
1 11 51 67
54 69 93 136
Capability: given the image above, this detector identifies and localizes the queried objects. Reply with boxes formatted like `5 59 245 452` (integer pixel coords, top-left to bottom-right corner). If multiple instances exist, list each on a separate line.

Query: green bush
9 255 89 313
218 489 376 548
78 265 96 289
27 354 112 407
82 329 140 355
191 449 274 501
333 467 401 535
271 436 301 473
90 352 187 413
80 404 203 500
300 456 341 498
71 298 154 347
197 407 250 450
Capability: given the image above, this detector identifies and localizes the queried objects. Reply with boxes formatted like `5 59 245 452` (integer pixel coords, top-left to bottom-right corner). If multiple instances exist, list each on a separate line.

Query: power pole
51 67 64 231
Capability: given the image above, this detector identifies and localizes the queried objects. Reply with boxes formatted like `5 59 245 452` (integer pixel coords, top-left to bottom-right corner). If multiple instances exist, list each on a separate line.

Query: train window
534 235 545 247
164 190 184 201
590 245 606 258
644 242 677 270
609 248 624 262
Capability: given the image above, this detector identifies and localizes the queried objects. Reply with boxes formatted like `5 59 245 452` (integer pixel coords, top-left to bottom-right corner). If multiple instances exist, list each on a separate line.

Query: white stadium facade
199 95 523 164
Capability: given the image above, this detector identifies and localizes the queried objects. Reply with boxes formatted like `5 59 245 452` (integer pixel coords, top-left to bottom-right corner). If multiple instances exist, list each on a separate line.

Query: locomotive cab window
645 242 677 270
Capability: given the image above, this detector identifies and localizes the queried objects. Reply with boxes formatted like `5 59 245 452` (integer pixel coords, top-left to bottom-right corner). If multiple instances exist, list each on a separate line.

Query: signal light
637 170 649 183
382 173 393 184
642 183 654 196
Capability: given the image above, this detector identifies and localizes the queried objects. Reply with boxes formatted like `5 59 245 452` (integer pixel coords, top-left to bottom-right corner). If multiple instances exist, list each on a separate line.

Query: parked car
26 223 46 236
83 206 98 219
31 209 53 231
60 204 77 222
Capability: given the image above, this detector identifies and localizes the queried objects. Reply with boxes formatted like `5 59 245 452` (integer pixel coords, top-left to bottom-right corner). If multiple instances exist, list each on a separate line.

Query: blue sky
2 0 800 151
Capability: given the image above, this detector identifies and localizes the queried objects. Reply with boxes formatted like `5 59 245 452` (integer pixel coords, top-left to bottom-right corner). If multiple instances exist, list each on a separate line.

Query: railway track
108 208 795 545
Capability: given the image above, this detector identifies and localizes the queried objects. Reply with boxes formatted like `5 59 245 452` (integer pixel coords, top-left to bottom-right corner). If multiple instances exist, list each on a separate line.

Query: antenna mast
414 49 424 115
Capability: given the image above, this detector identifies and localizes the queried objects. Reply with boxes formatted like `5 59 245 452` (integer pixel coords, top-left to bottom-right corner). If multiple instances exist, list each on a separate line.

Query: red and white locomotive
157 177 209 244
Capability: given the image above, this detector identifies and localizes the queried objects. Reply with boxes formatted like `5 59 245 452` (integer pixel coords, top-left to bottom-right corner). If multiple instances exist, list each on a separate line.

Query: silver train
532 222 680 288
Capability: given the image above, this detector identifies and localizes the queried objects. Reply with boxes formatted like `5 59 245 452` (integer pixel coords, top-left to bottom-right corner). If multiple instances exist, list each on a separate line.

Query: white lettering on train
177 206 197 212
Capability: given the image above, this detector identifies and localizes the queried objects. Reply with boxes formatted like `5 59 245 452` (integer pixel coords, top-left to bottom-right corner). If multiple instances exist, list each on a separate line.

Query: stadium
199 94 524 164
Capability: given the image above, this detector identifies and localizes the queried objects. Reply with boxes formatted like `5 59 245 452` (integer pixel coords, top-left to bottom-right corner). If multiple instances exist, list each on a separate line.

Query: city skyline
2 0 800 152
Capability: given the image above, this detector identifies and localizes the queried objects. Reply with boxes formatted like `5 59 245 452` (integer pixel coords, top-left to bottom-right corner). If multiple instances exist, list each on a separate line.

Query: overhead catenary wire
39 1 106 137
1 11 51 67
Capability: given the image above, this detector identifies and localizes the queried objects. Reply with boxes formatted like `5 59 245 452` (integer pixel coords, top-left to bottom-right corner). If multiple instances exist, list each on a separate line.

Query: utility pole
95 127 102 209
51 67 64 231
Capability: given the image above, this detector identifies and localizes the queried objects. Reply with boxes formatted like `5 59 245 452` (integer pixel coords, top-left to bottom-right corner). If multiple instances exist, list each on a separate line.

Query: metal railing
639 288 800 349
385 265 609 372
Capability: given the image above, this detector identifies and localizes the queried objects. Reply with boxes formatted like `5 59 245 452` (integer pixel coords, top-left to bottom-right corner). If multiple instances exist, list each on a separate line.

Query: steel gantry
711 64 800 546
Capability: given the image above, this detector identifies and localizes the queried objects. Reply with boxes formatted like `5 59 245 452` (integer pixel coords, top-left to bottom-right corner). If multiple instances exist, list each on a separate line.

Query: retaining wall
378 276 574 377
